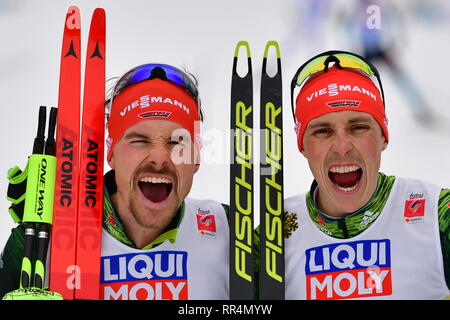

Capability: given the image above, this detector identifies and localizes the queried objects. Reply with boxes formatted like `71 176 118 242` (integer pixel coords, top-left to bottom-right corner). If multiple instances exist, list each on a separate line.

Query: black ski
230 41 254 299
259 41 284 299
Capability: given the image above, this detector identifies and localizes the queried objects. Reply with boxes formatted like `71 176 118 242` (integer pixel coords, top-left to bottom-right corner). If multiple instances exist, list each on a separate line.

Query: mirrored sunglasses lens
335 54 373 75
296 54 374 87
162 66 186 86
131 66 154 82
113 64 199 102
114 65 153 94
296 56 327 86
164 67 198 97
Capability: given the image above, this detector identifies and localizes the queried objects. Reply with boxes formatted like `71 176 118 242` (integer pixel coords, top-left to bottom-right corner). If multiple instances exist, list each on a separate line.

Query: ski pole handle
20 106 47 288
33 106 47 154
20 106 57 288
19 223 35 288
34 223 51 288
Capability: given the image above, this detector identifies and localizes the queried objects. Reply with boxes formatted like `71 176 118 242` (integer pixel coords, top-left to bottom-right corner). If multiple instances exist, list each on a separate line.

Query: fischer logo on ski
230 41 254 299
259 41 284 300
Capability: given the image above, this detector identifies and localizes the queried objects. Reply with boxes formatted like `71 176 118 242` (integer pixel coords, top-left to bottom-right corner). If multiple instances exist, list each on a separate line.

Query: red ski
75 7 106 300
49 6 106 300
49 5 81 300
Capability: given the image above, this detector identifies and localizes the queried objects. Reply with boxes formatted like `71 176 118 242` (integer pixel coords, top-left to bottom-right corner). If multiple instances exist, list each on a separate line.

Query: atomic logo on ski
64 41 78 58
90 43 103 60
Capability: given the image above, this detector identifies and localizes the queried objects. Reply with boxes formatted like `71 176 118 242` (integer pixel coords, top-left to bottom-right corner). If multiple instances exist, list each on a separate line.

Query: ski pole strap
6 165 29 223
6 155 57 224
7 165 27 202
8 204 24 223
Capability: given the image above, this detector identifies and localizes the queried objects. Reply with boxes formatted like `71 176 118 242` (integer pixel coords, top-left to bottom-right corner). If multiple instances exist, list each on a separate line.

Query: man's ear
381 140 388 152
193 135 201 172
108 154 115 170
381 134 388 152
300 145 308 159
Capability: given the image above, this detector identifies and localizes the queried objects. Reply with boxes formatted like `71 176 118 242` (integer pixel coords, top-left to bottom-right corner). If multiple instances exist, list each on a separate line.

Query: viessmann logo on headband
305 83 378 103
119 94 191 117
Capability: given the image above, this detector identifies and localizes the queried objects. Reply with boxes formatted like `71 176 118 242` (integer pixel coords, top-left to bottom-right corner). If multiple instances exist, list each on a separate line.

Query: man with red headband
0 64 230 300
284 51 450 300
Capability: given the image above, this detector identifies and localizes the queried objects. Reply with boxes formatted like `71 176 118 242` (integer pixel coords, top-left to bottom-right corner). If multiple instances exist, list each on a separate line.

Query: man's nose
144 143 171 170
330 131 353 156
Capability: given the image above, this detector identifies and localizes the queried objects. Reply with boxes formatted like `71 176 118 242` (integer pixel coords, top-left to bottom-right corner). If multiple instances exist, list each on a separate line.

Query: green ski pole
20 106 57 289
34 107 57 289
19 106 46 288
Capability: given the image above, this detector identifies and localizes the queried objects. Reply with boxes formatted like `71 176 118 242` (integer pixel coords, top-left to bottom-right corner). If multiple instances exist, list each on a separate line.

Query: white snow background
1 0 449 250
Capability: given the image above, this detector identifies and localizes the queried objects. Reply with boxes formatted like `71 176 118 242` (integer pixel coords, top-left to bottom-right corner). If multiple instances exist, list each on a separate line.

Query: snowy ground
1 0 449 249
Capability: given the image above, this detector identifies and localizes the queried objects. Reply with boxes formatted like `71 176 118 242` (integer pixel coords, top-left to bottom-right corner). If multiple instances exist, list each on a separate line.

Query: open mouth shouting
328 164 363 193
138 175 174 204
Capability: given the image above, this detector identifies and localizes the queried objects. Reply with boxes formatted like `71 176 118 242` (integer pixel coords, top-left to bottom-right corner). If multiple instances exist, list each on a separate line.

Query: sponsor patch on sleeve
404 192 426 223
196 208 217 238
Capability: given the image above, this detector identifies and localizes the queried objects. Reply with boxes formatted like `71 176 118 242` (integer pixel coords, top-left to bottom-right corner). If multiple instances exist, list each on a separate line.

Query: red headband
106 79 200 160
294 67 388 151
